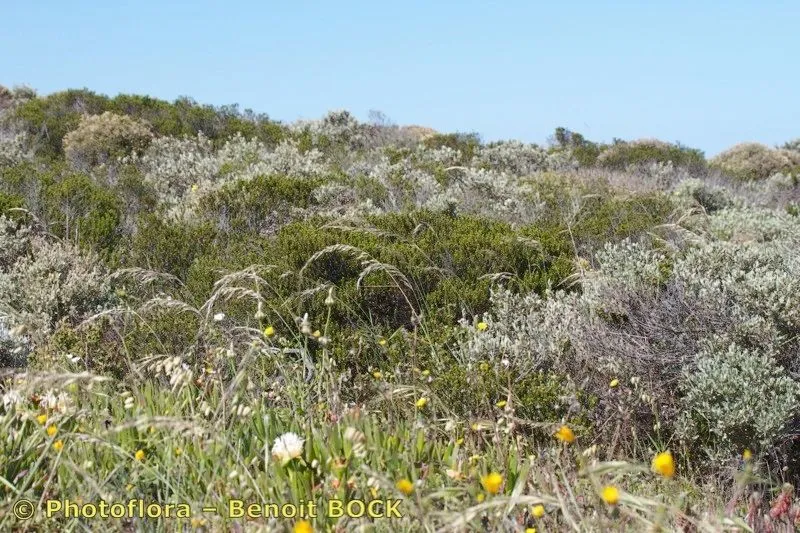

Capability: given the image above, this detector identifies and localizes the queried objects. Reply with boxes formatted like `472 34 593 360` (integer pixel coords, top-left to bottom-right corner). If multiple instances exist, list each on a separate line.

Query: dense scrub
1 84 800 531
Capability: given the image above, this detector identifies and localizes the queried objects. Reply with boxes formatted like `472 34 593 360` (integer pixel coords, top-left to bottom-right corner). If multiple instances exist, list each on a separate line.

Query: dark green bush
196 175 324 234
597 139 706 173
422 132 482 164
116 214 218 285
46 173 123 252
274 210 574 328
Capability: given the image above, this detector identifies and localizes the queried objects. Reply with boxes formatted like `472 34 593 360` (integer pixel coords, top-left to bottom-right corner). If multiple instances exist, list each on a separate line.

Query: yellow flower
46 425 57 437
554 425 575 444
601 485 620 505
476 321 488 331
651 451 675 478
52 440 64 452
373 371 383 379
743 449 753 461
609 378 619 388
496 400 507 408
396 479 414 496
455 438 464 445
264 325 275 337
312 330 321 338
415 397 428 409
378 338 387 346
294 520 313 533
531 504 545 518
476 493 485 503
480 472 503 495
191 184 199 192
526 529 537 533
479 362 489 371
421 369 430 377
125 483 134 492
134 449 146 462
36 414 48 425
190 518 207 528
174 447 183 456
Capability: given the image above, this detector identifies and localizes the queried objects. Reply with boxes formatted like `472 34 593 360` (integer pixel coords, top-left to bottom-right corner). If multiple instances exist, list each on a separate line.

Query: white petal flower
213 312 225 322
271 432 305 465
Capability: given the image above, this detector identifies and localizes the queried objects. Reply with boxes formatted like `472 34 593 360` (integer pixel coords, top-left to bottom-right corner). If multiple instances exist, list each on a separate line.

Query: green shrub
422 132 481 164
12 89 110 158
566 191 675 255
196 174 324 234
0 192 24 216
274 211 574 328
45 173 123 252
596 139 706 173
116 214 218 284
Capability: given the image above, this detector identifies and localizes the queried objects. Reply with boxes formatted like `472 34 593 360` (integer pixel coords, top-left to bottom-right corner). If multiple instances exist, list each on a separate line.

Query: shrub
472 141 552 176
422 132 481 164
0 131 33 166
274 211 573 328
710 143 800 181
0 85 13 111
12 88 110 157
196 174 324 234
672 178 734 213
63 111 154 170
678 342 800 459
116 214 218 287
45 173 123 251
0 219 112 343
596 138 706 173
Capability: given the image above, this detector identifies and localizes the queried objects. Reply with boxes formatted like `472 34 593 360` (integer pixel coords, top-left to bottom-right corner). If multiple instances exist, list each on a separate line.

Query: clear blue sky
3 1 798 156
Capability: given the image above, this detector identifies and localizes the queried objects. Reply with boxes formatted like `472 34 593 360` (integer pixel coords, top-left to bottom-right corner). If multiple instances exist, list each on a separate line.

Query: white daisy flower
213 312 225 322
271 432 305 465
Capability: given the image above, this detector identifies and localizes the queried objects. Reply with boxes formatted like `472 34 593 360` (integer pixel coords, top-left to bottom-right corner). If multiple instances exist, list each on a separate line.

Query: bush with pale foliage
710 142 800 181
63 111 153 170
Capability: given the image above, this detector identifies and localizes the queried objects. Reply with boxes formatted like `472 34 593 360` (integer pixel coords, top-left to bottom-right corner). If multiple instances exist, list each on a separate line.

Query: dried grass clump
710 142 800 181
63 111 154 170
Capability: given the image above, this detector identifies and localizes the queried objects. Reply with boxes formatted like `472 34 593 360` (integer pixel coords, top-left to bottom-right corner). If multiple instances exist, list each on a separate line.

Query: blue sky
2 1 798 156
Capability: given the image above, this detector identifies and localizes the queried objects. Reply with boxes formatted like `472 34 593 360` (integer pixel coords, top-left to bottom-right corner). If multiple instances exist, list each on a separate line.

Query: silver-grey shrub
677 342 800 458
0 217 111 340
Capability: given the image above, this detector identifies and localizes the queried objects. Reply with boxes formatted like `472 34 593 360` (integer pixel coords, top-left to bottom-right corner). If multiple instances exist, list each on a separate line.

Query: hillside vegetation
1 85 800 532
